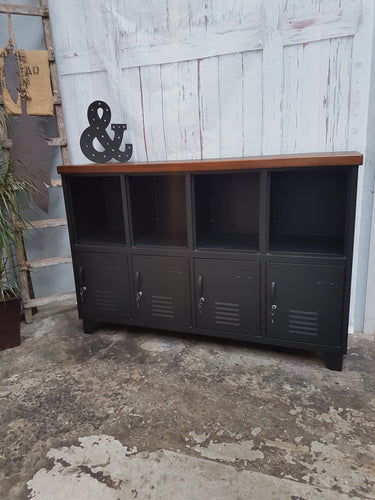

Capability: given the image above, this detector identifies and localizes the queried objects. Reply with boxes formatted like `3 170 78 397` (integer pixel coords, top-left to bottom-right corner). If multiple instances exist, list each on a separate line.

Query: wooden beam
281 4 360 46
47 137 68 147
0 95 61 105
23 292 76 309
21 255 72 270
19 217 67 230
54 2 360 77
0 4 48 17
3 137 67 148
57 151 364 175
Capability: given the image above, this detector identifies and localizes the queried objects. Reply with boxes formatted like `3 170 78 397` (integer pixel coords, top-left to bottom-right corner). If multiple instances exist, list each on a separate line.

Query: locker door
266 263 345 346
194 259 260 335
132 255 191 327
74 252 131 320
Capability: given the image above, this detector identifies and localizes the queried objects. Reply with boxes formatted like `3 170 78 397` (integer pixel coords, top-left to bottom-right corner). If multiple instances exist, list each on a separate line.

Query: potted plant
0 157 31 350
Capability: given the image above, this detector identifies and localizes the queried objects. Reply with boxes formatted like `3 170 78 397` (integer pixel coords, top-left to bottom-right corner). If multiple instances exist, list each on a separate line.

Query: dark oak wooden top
57 151 363 174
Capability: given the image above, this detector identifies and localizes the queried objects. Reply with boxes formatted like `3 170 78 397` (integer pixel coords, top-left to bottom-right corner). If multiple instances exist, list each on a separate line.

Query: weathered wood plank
121 67 148 162
176 60 200 160
22 255 72 270
118 27 262 71
161 62 180 160
282 41 330 153
21 218 67 230
23 291 76 309
262 1 284 154
140 65 166 161
53 0 359 76
0 95 61 106
57 152 364 175
0 4 48 17
198 56 220 159
242 50 263 156
47 0 94 52
2 137 67 149
53 47 107 76
218 53 243 157
282 34 353 154
281 0 360 45
325 37 352 151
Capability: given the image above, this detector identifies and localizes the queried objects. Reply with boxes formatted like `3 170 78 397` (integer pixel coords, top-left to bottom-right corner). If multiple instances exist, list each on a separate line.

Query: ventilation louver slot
288 309 318 336
95 290 117 313
214 301 240 327
152 295 174 319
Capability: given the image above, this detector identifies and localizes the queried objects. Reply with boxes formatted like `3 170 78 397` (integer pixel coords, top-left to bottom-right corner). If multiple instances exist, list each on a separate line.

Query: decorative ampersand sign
80 100 133 163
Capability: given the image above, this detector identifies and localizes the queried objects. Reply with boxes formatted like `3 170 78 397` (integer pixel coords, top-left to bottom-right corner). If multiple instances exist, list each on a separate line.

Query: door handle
271 281 276 303
198 275 203 297
198 275 205 314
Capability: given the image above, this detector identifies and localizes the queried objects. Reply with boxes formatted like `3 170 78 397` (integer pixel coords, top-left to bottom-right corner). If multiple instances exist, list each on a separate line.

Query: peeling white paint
28 434 357 500
193 439 265 462
188 431 210 444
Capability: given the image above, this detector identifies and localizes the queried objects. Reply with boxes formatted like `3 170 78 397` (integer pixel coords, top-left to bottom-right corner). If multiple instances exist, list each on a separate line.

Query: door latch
136 271 143 309
198 275 205 315
198 296 205 314
79 267 86 303
79 285 87 302
136 290 143 309
271 304 277 323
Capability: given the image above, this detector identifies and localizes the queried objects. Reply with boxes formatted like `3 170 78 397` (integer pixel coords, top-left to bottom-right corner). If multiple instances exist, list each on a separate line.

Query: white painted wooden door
48 0 375 332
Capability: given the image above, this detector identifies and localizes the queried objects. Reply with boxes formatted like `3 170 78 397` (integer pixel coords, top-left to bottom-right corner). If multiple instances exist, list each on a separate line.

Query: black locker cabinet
194 259 260 335
266 263 345 345
74 252 132 331
59 152 362 370
132 255 191 327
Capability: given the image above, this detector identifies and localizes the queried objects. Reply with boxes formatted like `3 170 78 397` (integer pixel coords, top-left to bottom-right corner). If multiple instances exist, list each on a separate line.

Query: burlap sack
0 49 53 116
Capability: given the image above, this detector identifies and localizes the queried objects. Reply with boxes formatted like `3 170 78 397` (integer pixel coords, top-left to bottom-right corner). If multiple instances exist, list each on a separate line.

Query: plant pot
0 296 21 350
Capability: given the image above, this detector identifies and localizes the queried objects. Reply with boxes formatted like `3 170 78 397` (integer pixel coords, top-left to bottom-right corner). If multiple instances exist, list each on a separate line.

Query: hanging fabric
0 8 53 116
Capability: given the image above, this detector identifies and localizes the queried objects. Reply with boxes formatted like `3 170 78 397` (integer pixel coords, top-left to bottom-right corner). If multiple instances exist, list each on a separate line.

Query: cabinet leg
323 353 343 371
83 320 98 334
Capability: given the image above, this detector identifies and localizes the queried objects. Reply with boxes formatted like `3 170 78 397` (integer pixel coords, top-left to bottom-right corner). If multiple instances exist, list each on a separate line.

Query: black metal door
74 252 131 320
266 263 345 346
132 255 191 327
194 259 260 335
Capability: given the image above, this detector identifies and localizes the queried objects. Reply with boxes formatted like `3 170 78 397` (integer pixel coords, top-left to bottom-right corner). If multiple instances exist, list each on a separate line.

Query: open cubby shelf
196 233 259 251
269 168 348 254
269 234 345 254
129 174 188 248
69 175 126 245
131 230 188 248
194 171 260 251
75 231 126 246
67 168 350 254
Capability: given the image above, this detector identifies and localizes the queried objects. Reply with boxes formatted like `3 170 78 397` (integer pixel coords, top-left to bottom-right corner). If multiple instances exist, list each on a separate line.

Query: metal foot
83 320 98 334
323 353 343 371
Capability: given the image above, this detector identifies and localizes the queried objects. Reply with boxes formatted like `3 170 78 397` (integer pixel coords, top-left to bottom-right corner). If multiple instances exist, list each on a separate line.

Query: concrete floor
0 300 374 500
